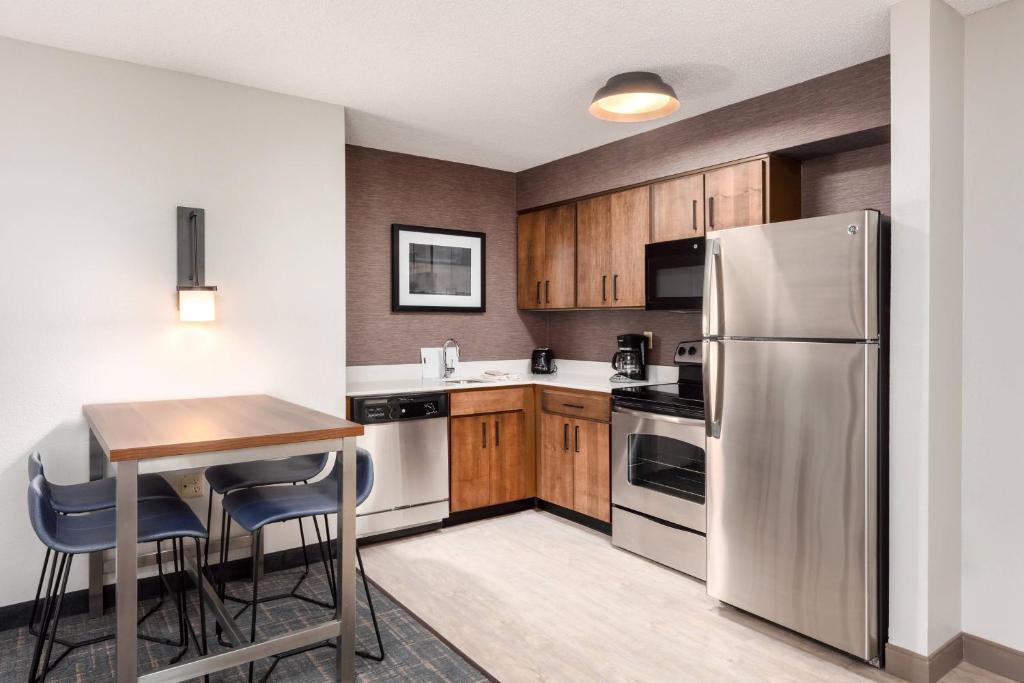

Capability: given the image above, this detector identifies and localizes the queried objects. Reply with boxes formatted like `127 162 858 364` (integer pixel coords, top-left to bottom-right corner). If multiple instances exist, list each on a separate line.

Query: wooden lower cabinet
571 419 611 522
538 411 574 509
450 407 532 513
538 407 611 523
450 415 492 512
489 410 529 505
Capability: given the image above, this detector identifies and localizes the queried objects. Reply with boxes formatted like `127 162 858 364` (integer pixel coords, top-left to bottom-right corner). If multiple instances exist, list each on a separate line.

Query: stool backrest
326 448 374 505
28 451 44 482
26 474 59 548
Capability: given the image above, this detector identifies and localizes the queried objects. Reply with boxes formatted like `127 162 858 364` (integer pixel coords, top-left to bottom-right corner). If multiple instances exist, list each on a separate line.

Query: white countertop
346 359 673 398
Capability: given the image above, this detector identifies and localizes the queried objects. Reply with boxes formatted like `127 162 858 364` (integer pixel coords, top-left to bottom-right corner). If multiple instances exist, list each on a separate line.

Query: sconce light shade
178 287 217 322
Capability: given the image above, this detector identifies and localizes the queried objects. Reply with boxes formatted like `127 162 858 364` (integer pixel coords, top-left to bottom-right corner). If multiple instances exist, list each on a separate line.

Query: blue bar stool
25 474 209 682
203 454 329 593
220 448 383 681
26 452 188 662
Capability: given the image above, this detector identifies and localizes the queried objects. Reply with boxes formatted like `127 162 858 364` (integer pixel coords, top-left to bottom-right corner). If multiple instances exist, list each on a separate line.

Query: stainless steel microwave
645 237 705 311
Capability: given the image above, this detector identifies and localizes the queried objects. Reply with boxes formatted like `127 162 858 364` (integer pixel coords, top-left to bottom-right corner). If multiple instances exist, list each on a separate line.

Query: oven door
645 237 705 311
611 406 706 532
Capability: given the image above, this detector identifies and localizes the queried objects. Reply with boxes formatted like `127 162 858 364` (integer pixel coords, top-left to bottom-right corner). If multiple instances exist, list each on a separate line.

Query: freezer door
703 210 880 340
705 339 878 661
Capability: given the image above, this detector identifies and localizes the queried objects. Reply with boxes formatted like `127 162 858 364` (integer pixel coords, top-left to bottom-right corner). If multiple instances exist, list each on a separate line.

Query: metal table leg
336 437 356 682
116 460 139 682
88 431 105 617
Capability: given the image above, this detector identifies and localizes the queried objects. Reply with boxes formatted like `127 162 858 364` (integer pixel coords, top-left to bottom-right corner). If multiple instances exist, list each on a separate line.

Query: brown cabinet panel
450 387 527 416
538 411 573 509
489 410 529 505
539 388 610 423
705 159 766 231
572 419 610 523
516 210 545 309
609 186 650 308
652 174 705 241
543 203 577 308
450 415 491 512
575 194 612 308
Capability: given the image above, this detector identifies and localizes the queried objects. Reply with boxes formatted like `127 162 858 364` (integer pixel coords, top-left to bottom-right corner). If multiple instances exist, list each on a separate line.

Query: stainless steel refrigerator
703 209 888 663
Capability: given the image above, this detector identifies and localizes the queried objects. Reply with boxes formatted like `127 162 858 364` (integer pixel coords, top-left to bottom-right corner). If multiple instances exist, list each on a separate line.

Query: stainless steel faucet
442 338 460 378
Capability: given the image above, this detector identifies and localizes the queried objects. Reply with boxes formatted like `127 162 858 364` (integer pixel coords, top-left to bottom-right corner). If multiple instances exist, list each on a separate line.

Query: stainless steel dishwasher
349 392 450 537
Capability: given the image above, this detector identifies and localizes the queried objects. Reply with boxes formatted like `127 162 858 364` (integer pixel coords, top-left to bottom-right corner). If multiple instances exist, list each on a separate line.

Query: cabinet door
575 194 612 308
705 159 766 231
489 411 528 505
517 210 545 310
572 419 611 522
538 412 574 509
609 186 650 308
652 174 705 241
542 203 577 308
450 415 492 512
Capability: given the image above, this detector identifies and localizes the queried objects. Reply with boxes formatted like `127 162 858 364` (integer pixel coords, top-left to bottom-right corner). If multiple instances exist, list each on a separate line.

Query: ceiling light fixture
589 71 680 122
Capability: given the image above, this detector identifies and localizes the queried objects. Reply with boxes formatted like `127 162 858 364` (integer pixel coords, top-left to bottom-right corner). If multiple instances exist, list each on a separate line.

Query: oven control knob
688 346 697 356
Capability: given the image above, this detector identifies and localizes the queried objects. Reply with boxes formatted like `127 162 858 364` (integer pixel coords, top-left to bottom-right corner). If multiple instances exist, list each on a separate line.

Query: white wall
962 0 1024 652
889 0 964 656
0 37 347 608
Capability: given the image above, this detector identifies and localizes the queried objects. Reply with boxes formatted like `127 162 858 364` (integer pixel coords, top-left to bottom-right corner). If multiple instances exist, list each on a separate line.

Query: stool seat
29 452 178 514
223 449 372 534
28 477 208 556
204 453 328 494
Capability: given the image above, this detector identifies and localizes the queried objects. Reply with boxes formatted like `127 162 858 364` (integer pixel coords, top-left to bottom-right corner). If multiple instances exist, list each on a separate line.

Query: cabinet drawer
540 388 610 423
450 387 527 416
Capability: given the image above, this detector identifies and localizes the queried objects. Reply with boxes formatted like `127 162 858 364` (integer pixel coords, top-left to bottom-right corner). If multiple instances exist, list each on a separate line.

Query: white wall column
888 0 964 659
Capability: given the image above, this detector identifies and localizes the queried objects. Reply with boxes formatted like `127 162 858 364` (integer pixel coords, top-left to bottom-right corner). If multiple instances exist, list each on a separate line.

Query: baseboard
963 633 1024 682
443 498 536 527
886 631 1024 683
535 500 611 535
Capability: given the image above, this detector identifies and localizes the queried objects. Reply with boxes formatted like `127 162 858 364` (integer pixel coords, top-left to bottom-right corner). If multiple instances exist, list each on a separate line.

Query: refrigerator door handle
703 340 723 438
703 238 722 337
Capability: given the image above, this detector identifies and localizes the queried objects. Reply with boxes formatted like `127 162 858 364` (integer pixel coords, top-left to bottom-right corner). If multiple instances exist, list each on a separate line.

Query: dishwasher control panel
350 392 449 424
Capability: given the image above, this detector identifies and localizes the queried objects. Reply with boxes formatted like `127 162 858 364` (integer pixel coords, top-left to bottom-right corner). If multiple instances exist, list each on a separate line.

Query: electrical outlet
177 473 203 498
643 331 654 350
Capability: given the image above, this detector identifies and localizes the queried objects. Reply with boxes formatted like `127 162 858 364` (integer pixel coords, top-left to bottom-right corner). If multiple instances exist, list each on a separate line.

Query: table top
83 394 363 462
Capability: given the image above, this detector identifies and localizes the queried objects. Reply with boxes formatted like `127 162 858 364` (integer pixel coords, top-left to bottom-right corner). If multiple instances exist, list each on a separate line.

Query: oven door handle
611 406 706 426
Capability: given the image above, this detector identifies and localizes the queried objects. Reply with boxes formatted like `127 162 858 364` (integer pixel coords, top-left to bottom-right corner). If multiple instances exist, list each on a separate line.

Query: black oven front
645 237 705 311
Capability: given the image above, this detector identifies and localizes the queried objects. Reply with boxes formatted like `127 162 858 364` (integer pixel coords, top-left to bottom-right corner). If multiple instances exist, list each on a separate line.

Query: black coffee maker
611 333 648 382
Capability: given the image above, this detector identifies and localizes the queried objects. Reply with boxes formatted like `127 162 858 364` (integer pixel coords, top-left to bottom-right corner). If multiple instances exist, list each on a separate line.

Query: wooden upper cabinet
609 186 650 308
517 204 576 309
705 159 766 232
575 194 612 308
575 186 650 309
652 174 705 241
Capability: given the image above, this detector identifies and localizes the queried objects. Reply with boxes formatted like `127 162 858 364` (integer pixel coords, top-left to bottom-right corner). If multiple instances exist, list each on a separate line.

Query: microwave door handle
702 238 721 336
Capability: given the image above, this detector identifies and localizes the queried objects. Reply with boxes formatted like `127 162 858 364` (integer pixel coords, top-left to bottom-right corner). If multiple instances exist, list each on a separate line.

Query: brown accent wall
346 145 545 366
546 311 702 367
801 143 891 217
516 56 890 211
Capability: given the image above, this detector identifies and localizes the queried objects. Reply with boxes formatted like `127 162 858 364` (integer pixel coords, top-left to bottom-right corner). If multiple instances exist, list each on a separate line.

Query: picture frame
391 224 486 312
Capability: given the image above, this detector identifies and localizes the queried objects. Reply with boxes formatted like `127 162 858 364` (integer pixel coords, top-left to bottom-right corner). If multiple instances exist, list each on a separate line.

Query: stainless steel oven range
610 341 706 579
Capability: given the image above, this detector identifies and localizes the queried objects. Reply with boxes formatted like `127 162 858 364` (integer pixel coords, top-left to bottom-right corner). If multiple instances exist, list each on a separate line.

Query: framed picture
391 224 486 312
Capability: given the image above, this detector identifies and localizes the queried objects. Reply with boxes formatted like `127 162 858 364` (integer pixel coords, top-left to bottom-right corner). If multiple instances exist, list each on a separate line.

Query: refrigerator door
705 338 878 660
703 210 880 341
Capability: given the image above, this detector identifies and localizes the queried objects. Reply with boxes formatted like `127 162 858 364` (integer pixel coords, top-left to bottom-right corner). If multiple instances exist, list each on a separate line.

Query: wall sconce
177 206 217 322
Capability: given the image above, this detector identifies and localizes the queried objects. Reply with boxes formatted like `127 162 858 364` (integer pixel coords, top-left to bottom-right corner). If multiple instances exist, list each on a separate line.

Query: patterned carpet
0 562 490 682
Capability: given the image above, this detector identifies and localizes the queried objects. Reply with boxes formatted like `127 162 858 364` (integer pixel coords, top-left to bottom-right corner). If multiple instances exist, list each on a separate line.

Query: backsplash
539 310 702 366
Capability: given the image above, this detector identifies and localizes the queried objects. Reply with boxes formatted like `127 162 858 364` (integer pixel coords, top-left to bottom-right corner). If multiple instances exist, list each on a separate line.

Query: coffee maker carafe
611 333 648 382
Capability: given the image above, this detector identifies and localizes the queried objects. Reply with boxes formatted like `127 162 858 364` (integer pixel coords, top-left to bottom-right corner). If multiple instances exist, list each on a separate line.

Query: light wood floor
362 511 1010 683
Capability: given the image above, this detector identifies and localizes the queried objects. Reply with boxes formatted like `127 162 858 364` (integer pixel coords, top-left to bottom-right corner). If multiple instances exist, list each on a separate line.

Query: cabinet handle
535 281 541 304
563 423 568 451
482 421 487 448
562 403 585 410
545 280 550 304
613 274 619 301
574 425 580 453
692 199 698 231
495 419 500 447
708 196 714 229
601 274 607 302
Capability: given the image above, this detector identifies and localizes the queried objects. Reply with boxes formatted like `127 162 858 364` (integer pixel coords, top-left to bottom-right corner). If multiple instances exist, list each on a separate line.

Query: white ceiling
0 0 1006 172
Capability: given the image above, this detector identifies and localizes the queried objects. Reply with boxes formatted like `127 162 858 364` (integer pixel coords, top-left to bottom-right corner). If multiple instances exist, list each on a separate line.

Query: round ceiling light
589 71 680 122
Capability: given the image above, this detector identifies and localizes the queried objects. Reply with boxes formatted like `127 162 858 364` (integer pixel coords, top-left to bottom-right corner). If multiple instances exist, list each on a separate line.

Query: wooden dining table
82 394 364 683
